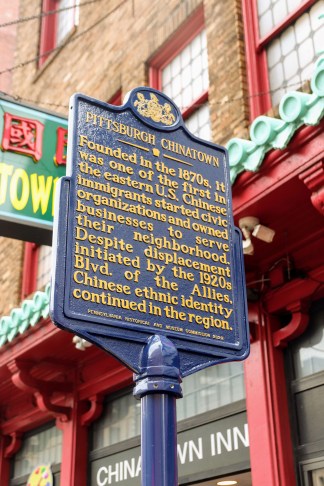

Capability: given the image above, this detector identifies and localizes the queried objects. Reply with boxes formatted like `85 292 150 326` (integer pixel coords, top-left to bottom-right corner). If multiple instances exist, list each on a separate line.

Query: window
291 300 324 379
242 0 324 117
91 363 245 449
149 6 211 140
178 361 245 421
11 424 62 484
92 391 141 449
39 0 79 67
22 243 52 297
36 245 53 290
301 458 324 485
287 300 324 482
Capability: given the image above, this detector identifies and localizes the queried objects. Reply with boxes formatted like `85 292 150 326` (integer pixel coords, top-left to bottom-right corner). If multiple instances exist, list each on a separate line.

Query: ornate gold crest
134 92 176 126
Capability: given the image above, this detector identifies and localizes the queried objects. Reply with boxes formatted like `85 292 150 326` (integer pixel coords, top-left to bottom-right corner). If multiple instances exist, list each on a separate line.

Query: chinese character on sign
1 113 44 161
54 127 68 166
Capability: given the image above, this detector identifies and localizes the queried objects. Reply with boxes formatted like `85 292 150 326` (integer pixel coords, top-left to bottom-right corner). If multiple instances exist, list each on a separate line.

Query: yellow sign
27 464 53 486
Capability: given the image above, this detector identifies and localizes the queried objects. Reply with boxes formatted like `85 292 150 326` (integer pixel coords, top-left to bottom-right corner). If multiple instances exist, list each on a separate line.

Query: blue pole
133 335 182 486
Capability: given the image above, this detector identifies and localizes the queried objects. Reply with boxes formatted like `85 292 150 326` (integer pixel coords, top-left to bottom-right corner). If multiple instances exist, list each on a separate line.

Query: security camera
238 216 275 255
252 224 275 243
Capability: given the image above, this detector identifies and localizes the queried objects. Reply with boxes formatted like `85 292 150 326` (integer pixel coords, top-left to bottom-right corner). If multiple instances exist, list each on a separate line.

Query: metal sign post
50 87 249 486
134 335 181 486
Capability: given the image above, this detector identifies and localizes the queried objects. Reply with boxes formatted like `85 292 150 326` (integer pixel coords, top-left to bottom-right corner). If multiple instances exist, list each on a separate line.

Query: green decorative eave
0 283 50 347
227 55 324 184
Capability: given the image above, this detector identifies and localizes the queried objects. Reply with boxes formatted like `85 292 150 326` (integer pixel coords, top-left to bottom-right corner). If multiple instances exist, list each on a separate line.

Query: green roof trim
0 283 50 347
227 55 324 184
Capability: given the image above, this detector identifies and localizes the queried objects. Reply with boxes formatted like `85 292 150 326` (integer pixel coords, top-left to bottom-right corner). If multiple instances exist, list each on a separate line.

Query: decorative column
57 394 103 486
245 267 324 486
244 302 294 486
57 400 87 486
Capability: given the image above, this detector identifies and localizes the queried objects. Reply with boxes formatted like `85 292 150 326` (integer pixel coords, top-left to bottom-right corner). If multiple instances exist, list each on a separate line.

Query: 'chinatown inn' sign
0 96 67 244
91 411 249 485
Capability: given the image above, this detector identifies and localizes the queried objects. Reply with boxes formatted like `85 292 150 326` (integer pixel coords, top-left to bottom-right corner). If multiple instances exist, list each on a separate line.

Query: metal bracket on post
133 335 182 486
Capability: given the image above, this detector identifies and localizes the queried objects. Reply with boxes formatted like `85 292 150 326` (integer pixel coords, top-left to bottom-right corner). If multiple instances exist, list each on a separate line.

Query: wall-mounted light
239 216 275 255
217 481 238 485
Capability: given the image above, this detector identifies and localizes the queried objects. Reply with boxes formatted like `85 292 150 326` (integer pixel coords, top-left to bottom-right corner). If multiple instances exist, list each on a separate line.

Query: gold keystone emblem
134 92 176 126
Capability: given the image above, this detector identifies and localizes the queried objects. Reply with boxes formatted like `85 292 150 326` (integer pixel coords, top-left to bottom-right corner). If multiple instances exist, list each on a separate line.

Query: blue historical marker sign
50 87 249 376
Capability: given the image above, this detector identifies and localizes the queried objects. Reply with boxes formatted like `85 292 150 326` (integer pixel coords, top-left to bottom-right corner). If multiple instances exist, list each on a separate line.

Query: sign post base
134 335 182 486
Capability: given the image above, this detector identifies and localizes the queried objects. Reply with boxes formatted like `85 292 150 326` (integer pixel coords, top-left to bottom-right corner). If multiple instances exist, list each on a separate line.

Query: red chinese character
1 113 44 161
54 127 68 166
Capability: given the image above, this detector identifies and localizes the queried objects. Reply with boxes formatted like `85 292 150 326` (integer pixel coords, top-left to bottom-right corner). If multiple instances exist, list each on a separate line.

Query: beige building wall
13 0 249 133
